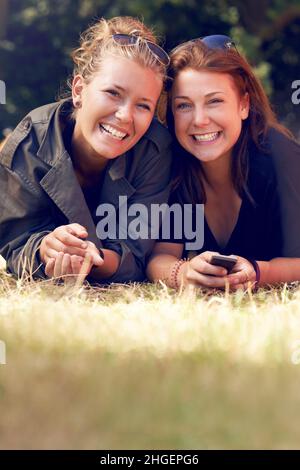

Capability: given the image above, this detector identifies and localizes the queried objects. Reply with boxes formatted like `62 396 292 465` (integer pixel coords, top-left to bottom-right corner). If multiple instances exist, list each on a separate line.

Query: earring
74 100 81 108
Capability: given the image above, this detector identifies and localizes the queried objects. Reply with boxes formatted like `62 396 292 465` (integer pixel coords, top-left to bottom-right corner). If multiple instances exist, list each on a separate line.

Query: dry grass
1 259 300 449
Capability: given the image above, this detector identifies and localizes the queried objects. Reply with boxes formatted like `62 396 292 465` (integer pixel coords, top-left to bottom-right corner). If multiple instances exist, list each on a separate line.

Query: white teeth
100 124 127 140
193 132 220 142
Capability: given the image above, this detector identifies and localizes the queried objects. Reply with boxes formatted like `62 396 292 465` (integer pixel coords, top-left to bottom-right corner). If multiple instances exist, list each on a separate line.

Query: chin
194 152 216 161
92 143 122 159
97 151 120 160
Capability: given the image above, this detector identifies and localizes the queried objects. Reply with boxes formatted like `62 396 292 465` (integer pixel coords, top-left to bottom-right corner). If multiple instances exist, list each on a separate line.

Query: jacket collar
38 99 129 182
40 152 102 246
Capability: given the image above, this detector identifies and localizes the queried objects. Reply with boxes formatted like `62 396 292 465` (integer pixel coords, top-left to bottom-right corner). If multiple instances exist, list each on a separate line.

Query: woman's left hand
226 256 257 290
45 252 93 283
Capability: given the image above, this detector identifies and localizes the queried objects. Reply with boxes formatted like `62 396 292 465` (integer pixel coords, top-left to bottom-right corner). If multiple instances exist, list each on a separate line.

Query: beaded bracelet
170 259 187 290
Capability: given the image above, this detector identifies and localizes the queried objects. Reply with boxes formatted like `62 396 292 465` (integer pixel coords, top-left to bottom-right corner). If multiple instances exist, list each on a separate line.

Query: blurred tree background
0 0 299 138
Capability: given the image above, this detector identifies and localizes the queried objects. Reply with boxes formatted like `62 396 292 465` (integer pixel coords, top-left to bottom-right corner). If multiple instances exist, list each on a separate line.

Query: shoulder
248 138 274 174
127 118 173 175
248 127 299 175
143 118 172 152
247 135 279 201
256 127 300 189
122 119 172 185
27 101 61 124
0 100 68 169
263 127 300 163
247 127 300 202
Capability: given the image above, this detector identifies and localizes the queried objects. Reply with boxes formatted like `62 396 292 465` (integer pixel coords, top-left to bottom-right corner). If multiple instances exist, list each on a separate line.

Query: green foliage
0 0 299 136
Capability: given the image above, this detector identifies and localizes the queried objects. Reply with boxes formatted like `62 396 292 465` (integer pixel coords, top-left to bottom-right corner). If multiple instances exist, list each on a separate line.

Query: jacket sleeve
0 142 55 279
101 139 172 283
268 128 300 257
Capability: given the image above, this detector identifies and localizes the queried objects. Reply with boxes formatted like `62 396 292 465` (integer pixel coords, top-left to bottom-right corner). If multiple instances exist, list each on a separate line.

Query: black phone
210 254 238 272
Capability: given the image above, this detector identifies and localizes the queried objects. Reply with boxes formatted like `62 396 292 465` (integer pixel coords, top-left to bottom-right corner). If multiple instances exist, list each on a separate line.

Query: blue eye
137 103 151 111
176 102 191 110
106 89 120 97
208 98 223 104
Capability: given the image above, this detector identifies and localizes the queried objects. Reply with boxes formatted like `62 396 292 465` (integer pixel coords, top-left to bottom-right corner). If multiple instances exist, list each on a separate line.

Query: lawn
1 258 300 449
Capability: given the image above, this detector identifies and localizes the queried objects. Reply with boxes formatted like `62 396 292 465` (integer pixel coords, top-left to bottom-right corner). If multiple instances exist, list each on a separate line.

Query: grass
1 258 300 449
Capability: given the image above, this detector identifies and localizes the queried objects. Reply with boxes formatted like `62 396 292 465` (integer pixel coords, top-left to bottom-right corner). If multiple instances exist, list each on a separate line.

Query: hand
182 251 229 289
226 256 257 290
40 223 89 263
45 252 94 283
40 223 104 280
40 223 103 266
182 251 256 290
45 252 83 279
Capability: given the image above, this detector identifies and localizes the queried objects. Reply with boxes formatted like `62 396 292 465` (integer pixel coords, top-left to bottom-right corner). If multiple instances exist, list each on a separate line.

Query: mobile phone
210 254 238 272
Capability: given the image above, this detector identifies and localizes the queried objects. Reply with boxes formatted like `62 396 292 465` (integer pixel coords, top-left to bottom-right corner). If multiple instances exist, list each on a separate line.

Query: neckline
204 198 244 251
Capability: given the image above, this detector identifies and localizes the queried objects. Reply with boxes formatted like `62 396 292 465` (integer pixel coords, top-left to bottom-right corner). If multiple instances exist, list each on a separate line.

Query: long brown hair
168 40 293 204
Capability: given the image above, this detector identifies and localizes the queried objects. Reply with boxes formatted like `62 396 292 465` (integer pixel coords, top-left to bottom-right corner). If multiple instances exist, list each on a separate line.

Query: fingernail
81 243 87 249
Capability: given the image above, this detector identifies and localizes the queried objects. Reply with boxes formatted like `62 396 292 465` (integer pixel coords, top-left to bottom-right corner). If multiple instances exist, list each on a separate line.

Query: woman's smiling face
72 55 162 163
171 68 249 164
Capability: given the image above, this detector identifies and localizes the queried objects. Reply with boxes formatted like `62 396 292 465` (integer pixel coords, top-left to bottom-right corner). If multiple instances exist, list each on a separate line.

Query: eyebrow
113 84 155 105
174 91 226 100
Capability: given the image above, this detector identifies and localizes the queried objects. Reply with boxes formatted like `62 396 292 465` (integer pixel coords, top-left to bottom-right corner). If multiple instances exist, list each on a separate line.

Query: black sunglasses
112 34 170 66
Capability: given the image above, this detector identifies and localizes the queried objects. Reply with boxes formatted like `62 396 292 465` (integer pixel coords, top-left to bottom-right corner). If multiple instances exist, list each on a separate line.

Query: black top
160 138 283 261
266 128 300 257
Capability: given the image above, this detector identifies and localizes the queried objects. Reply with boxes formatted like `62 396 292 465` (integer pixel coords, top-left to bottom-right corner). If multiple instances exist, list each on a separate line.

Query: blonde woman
0 17 172 282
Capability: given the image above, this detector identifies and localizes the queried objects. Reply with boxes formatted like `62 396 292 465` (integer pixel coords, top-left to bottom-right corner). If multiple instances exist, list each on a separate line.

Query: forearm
89 248 121 280
147 254 187 287
257 258 300 284
3 231 51 279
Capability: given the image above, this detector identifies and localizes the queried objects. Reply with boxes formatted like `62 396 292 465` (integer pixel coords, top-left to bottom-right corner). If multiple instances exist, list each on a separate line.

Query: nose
115 103 133 124
193 105 210 127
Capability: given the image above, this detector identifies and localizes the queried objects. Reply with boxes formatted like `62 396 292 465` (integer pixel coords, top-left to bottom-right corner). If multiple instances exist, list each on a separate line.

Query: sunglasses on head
172 34 237 54
200 34 237 51
112 33 170 66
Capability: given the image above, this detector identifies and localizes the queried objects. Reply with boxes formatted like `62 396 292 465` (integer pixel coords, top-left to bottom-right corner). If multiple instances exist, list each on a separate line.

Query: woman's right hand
181 251 237 289
39 223 104 277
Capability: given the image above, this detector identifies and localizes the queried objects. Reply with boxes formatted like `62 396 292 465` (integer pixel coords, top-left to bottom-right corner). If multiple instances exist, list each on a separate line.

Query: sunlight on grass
1 267 300 364
2 266 300 449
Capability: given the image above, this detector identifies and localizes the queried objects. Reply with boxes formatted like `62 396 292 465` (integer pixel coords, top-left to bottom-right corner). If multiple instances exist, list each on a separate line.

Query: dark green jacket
0 100 172 281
